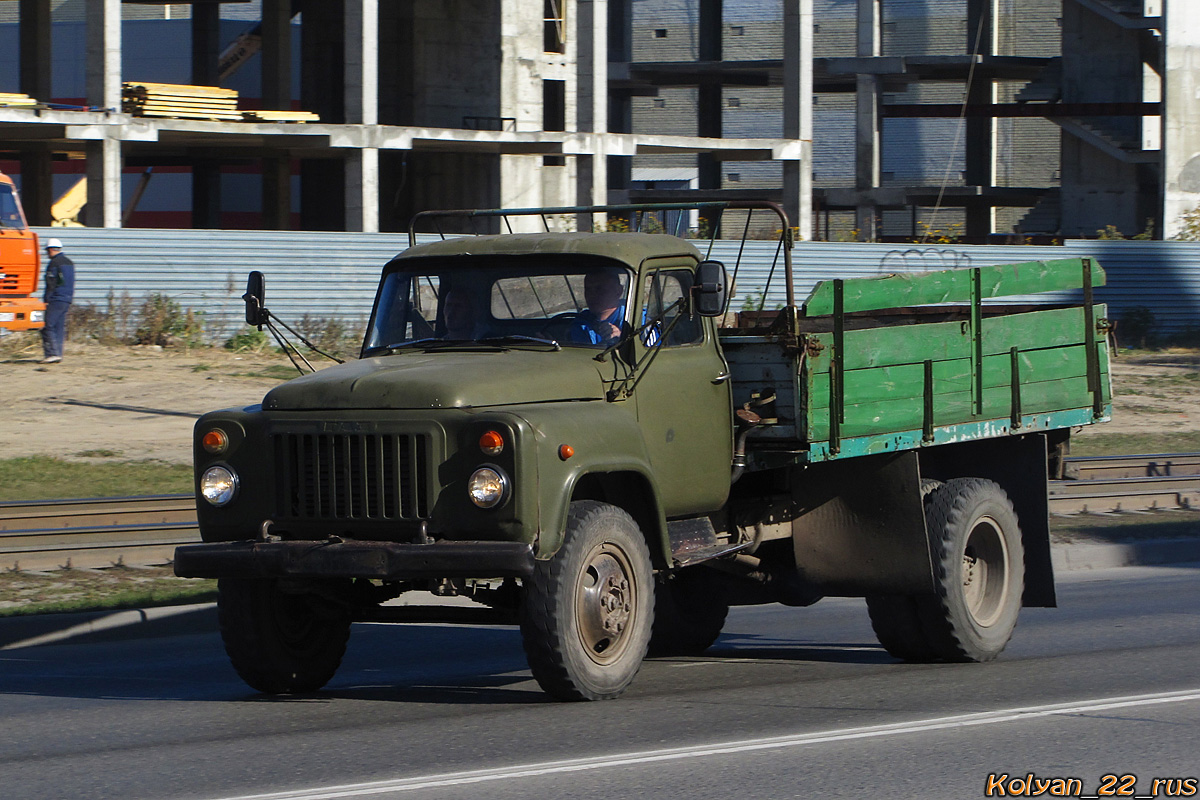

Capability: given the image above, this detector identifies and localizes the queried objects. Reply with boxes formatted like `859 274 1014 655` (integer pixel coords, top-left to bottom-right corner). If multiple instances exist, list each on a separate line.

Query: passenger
569 268 628 345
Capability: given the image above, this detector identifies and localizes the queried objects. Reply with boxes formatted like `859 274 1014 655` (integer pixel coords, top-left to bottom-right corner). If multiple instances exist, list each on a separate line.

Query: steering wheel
538 311 582 340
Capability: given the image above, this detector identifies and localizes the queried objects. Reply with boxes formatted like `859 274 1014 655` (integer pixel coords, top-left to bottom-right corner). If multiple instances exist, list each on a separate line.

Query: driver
569 268 627 345
442 287 482 340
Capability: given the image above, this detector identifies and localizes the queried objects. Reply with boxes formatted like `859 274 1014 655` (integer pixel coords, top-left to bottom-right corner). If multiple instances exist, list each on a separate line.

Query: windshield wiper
479 335 561 350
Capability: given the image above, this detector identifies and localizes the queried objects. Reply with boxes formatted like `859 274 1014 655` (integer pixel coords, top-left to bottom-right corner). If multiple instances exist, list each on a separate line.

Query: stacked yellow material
240 109 321 123
122 82 241 121
0 92 38 108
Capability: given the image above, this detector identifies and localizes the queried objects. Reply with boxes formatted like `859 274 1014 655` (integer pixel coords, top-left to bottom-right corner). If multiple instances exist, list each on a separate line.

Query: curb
0 603 216 650
2 538 1198 650
1050 536 1200 572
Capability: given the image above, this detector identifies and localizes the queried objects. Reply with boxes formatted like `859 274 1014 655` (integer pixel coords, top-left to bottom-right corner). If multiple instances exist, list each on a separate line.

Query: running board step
667 517 755 568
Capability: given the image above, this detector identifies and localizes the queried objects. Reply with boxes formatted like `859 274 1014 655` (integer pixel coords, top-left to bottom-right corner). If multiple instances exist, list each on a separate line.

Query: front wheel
217 578 351 694
520 501 654 701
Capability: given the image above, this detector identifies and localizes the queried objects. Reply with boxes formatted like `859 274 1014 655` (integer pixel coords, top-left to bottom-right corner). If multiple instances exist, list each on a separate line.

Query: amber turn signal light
559 444 574 460
202 429 229 454
479 430 505 456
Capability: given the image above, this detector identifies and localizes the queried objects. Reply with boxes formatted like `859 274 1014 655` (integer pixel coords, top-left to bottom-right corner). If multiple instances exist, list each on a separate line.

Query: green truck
174 202 1112 701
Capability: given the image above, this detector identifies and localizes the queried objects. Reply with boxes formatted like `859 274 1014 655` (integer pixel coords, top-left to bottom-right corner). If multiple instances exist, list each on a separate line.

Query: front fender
512 402 668 563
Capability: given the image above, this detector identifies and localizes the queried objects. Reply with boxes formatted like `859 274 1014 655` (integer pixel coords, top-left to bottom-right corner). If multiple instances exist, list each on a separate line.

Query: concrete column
576 0 609 215
697 0 723 225
262 0 292 110
19 148 53 227
191 3 221 86
855 0 881 240
19 0 52 101
263 158 291 230
782 0 814 240
191 6 222 229
964 0 997 239
192 162 222 229
86 0 121 111
346 148 380 233
263 0 292 229
344 0 379 125
344 0 379 232
85 136 122 229
607 0 633 199
84 0 121 228
1161 2 1200 238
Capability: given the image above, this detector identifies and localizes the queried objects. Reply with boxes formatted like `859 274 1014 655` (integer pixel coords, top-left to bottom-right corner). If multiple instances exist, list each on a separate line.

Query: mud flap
918 433 1056 608
791 451 934 596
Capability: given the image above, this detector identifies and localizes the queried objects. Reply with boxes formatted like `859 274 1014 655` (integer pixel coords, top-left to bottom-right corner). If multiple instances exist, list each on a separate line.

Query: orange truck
0 170 44 332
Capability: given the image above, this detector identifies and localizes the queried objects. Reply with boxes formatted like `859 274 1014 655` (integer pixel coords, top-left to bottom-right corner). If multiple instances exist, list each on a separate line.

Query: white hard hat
45 238 63 250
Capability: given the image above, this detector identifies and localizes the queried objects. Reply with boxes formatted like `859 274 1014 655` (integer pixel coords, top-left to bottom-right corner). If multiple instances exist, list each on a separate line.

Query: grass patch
1069 432 1200 457
0 456 192 501
1050 511 1200 543
0 567 216 617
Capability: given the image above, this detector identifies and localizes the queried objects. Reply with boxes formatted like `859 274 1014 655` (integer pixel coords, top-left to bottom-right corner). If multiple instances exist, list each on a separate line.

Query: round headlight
467 466 509 508
200 465 239 506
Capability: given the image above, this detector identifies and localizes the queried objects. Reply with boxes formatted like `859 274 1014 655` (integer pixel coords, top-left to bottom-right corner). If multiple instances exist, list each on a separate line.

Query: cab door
632 264 733 517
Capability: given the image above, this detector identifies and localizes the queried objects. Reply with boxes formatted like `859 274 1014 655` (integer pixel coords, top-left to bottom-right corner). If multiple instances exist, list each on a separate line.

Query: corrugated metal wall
33 228 1199 342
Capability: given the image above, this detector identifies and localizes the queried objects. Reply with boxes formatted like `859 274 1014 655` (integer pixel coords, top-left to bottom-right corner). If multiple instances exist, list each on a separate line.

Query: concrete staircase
1016 190 1061 235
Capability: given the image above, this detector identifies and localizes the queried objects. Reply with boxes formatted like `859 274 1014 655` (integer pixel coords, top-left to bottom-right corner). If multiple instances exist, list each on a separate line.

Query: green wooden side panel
804 406 1109 462
806 374 1101 441
804 258 1106 316
807 344 1100 410
805 306 1096 374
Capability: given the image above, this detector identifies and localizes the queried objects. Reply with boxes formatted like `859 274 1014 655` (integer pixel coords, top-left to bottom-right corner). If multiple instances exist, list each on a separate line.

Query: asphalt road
2 564 1198 800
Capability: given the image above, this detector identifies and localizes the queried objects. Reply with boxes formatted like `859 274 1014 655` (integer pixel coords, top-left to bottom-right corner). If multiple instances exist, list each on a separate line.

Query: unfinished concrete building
0 0 809 235
2 0 1197 240
630 0 1200 241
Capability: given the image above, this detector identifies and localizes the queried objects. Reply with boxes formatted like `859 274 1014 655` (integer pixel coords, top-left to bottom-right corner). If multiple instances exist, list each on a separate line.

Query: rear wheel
868 478 1024 663
520 501 654 701
217 578 351 694
648 568 729 656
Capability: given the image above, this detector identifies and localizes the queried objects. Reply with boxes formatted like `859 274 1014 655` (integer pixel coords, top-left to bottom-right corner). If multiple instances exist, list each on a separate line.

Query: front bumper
174 539 535 580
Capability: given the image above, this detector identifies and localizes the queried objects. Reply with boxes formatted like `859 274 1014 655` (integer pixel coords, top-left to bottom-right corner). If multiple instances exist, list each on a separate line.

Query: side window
641 269 702 347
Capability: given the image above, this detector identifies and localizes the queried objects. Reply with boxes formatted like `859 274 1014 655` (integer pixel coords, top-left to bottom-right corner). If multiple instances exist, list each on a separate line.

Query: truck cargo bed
721 257 1112 464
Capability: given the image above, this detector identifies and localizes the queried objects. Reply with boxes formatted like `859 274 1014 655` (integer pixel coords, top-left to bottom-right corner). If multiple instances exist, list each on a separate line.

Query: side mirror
693 260 728 317
243 270 267 328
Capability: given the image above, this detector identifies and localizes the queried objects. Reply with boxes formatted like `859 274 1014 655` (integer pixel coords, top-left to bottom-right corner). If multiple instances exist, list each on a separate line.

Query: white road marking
208 688 1200 800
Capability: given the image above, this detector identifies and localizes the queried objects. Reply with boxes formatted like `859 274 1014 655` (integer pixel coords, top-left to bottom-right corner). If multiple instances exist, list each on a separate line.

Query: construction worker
40 238 74 364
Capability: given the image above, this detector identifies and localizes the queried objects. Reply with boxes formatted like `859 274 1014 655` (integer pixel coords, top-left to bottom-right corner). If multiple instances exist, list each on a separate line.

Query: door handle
712 371 731 384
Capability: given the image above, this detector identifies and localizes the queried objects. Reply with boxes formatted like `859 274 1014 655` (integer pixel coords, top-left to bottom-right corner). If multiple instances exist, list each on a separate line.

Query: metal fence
33 227 1200 343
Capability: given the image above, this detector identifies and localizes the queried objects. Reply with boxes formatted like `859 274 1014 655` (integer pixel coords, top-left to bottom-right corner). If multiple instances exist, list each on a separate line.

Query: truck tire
217 577 351 694
869 478 1023 663
648 568 729 656
866 594 938 661
919 477 1024 662
866 479 942 661
520 500 654 701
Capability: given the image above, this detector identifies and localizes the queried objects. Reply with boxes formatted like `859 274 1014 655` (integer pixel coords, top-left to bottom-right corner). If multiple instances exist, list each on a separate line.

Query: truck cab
0 171 45 332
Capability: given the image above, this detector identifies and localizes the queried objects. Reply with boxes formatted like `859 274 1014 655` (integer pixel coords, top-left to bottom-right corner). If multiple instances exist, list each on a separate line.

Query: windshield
364 256 634 353
0 184 27 229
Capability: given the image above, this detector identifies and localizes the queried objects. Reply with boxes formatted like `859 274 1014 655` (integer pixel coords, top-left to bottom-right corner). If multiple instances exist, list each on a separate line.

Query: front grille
273 432 430 520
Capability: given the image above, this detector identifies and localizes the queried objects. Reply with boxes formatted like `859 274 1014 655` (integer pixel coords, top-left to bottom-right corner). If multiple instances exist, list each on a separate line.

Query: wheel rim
575 542 638 666
961 515 1010 628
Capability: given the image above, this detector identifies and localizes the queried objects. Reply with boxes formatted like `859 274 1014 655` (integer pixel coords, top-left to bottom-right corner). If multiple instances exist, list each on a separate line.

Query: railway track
2 453 1199 572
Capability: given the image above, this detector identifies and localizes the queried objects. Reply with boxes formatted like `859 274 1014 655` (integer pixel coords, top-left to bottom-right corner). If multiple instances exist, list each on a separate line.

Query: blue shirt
43 253 75 304
569 305 625 345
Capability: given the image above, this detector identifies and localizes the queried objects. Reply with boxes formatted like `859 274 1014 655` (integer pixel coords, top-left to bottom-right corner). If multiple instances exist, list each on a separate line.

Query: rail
3 453 1199 571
